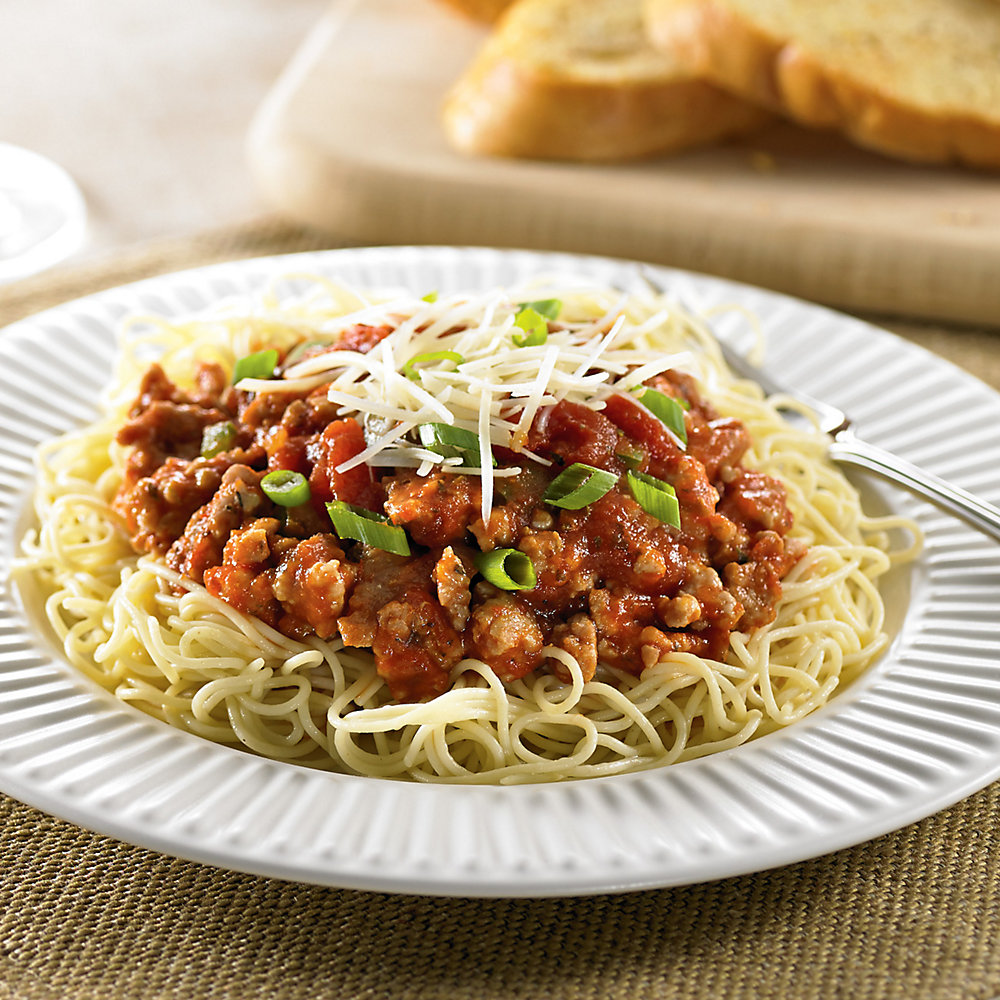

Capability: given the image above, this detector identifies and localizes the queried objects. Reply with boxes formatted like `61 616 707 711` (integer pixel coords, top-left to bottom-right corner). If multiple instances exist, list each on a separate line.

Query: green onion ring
626 470 681 528
512 306 549 348
517 298 561 320
474 548 537 591
232 348 279 384
200 421 236 459
543 462 618 510
417 422 496 466
325 500 411 556
261 470 311 507
402 350 464 381
614 448 644 470
639 388 688 446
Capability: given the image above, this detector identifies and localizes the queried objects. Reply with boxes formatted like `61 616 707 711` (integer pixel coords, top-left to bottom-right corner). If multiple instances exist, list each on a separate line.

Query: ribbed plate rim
1 246 999 898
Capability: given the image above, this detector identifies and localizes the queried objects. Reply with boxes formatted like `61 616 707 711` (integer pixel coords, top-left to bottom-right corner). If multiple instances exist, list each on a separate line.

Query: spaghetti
16 276 916 783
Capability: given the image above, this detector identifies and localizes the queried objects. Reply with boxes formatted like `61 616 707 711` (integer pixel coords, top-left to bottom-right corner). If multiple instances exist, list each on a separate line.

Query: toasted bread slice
442 0 769 161
645 0 1000 168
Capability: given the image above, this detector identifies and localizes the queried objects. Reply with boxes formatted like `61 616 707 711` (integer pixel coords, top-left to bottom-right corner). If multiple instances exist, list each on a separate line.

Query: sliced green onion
200 420 236 459
518 298 561 320
474 548 536 591
326 500 410 556
639 388 688 446
402 350 463 381
614 448 644 470
627 470 681 528
512 306 549 348
543 462 618 510
417 422 496 466
511 297 561 346
421 290 439 303
261 470 311 507
232 349 279 384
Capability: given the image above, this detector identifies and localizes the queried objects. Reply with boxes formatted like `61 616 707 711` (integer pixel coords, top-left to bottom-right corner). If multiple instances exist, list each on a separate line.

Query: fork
635 274 1000 544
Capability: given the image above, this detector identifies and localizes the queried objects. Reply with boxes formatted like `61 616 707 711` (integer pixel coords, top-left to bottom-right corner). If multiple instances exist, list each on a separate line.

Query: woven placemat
3 218 1000 1000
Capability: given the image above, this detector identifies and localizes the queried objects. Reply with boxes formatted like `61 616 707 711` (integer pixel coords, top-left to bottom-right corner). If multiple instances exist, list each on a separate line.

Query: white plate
2 246 1000 898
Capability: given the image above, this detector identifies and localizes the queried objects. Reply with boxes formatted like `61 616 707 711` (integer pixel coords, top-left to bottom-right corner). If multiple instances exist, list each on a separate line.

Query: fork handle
828 435 1000 544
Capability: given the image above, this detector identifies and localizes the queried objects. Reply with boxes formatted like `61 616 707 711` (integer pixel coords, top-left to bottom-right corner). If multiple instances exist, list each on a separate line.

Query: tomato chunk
602 394 682 476
308 418 382 512
337 323 393 354
526 400 619 469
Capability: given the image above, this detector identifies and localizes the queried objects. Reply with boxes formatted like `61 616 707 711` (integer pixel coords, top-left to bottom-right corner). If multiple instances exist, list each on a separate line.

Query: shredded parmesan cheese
246 283 688 522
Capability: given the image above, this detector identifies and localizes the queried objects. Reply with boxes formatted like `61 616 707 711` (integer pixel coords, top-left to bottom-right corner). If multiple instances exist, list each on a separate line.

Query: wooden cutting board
248 0 1000 326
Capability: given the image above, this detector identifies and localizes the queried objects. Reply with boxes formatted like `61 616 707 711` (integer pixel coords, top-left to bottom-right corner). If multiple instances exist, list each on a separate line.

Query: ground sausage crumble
113 335 803 702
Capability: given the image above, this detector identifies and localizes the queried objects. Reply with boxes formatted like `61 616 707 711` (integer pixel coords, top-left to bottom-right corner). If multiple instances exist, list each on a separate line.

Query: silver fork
635 274 1000 544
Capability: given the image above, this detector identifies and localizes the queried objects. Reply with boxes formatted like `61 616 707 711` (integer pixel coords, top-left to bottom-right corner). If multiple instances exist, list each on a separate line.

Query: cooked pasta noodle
15 276 918 783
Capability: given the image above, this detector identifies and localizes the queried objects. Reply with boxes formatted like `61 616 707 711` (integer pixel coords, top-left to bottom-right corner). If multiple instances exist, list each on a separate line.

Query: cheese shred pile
236 280 689 523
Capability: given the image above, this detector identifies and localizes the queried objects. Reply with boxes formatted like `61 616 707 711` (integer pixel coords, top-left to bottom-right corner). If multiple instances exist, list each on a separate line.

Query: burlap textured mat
2 218 1000 1000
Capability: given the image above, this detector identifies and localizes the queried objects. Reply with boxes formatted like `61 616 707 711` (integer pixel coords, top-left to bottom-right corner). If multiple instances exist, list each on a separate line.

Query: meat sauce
113 330 802 703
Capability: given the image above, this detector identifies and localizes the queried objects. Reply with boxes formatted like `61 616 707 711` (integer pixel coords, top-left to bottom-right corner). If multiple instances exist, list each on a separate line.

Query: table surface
2 221 1000 1000
0 0 328 265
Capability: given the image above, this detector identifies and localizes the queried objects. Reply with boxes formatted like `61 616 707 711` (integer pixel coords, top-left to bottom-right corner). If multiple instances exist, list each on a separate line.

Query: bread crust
646 0 1000 168
443 1 768 161
444 64 767 161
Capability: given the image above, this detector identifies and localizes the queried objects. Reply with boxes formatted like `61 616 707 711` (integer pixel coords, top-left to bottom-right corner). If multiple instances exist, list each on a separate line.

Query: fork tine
635 266 782 392
713 339 792 399
633 265 849 434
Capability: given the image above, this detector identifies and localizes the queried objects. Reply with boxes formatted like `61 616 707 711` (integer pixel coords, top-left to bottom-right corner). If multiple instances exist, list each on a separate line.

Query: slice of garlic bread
443 0 768 161
645 0 1000 168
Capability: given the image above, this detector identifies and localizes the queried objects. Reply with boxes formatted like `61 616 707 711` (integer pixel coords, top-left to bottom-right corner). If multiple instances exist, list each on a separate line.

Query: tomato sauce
114 351 801 702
